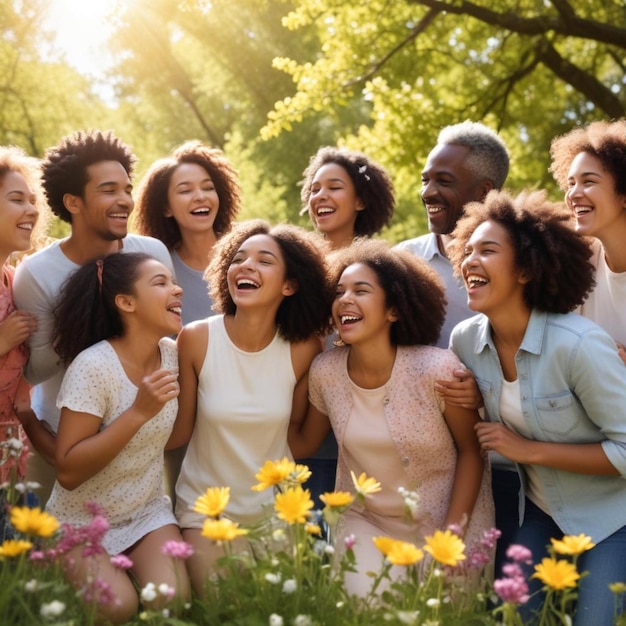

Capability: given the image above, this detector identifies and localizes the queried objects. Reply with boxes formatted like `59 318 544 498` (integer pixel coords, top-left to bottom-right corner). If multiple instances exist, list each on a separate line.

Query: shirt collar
472 308 546 356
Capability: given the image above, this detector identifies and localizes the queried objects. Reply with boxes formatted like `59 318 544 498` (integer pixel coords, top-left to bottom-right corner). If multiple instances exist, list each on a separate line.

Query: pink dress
0 265 29 483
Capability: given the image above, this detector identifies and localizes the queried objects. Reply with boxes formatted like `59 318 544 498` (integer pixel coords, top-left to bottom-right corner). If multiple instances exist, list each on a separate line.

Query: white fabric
46 338 178 555
175 315 296 527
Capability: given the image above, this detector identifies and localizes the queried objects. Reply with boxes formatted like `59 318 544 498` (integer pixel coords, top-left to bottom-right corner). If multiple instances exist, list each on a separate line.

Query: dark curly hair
42 130 135 224
300 147 395 237
448 190 595 314
135 141 241 249
329 238 446 346
206 220 333 342
550 119 626 196
52 252 153 364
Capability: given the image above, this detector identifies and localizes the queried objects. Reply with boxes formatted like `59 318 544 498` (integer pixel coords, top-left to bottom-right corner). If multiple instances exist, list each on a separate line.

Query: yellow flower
0 539 33 558
252 458 295 491
305 523 322 536
610 582 626 594
386 540 424 567
320 491 355 509
291 463 312 485
551 534 595 556
350 471 381 497
10 507 59 538
201 518 248 542
533 558 580 590
373 536 396 556
193 487 230 518
423 529 466 567
274 486 314 524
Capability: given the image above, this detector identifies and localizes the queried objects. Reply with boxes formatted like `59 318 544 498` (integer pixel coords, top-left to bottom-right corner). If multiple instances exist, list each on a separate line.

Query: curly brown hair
449 190 595 314
42 130 135 224
300 147 395 237
135 141 241 249
550 120 626 196
206 219 333 342
329 238 446 346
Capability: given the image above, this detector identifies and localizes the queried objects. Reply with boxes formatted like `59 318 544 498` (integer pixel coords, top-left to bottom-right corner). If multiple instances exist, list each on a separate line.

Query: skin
169 234 321 594
61 160 134 265
289 263 485 533
461 219 619 475
308 162 363 250
166 162 219 270
54 259 188 623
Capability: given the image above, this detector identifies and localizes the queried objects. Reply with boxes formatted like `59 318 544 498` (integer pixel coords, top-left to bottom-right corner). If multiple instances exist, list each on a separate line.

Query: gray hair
437 121 509 189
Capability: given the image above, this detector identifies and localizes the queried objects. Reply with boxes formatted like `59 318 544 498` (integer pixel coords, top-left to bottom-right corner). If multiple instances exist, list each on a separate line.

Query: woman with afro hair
448 189 626 625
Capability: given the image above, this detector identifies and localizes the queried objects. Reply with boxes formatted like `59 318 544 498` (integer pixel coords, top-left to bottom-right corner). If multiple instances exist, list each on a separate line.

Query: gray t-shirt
170 249 215 326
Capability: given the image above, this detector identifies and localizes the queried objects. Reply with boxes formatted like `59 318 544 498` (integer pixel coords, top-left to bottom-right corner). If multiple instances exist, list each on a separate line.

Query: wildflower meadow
0 457 624 625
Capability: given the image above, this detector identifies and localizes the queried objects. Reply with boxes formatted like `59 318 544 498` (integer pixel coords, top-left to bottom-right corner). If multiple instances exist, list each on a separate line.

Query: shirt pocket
534 391 579 437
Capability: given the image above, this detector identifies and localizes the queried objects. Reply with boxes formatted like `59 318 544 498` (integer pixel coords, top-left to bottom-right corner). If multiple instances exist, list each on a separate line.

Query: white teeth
340 315 362 324
466 274 488 288
110 213 128 218
237 278 259 288
168 306 181 314
427 206 445 214
17 223 33 231
191 208 210 215
317 207 334 215
574 206 592 215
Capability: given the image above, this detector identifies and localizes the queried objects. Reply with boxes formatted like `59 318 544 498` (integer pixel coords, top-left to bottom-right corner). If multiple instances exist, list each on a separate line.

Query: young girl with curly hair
448 189 626 625
169 220 331 593
49 252 190 624
289 238 494 596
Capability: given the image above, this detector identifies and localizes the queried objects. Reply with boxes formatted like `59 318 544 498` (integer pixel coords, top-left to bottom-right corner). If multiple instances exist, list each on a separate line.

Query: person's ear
115 293 136 313
282 279 298 297
387 307 399 323
63 193 82 216
478 180 495 202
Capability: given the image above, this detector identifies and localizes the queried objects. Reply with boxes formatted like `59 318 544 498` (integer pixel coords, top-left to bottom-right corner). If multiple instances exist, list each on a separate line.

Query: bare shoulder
290 335 324 380
177 319 210 360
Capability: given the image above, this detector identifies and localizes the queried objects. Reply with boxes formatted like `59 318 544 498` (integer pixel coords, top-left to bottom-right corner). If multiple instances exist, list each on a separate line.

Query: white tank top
175 315 296 527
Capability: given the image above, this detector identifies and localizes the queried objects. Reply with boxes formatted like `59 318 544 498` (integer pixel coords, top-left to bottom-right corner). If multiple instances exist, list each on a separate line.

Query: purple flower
111 554 133 570
161 540 194 560
506 544 533 564
494 576 530 605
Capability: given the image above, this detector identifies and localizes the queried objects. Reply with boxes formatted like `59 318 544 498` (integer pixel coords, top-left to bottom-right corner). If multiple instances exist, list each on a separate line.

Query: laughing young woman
448 189 626 625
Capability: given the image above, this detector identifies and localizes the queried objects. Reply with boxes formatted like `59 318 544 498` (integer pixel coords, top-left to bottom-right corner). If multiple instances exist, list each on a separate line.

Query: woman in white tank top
168 220 332 594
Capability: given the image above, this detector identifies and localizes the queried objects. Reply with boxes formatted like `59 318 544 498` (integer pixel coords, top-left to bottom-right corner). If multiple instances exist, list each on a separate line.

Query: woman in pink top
289 239 493 596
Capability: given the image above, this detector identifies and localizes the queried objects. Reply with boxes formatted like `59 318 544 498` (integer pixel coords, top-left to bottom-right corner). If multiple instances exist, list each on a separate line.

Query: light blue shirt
450 308 626 543
396 233 472 348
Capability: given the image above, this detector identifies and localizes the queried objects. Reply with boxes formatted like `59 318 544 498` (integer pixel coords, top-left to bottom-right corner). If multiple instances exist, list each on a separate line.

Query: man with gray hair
397 121 510 347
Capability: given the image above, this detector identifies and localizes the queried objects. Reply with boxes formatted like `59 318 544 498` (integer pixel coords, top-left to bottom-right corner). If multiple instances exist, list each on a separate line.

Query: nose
338 289 353 304
173 283 183 297
26 201 39 217
118 190 133 210
421 180 436 201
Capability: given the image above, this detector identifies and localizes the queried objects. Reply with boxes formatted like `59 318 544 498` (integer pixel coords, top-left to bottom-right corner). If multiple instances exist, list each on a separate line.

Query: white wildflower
40 601 65 617
397 610 420 625
294 615 312 626
426 598 440 608
140 582 157 603
269 614 284 626
324 545 335 555
282 578 297 594
24 579 39 592
265 572 282 585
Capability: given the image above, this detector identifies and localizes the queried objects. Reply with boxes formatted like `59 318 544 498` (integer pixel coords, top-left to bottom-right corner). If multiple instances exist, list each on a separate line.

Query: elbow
55 471 81 491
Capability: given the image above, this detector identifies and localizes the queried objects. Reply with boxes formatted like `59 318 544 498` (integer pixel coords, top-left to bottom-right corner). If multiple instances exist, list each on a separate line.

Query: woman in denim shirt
448 189 626 625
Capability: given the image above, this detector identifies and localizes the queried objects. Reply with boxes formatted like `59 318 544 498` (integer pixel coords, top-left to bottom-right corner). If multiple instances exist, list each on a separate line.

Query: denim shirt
450 309 626 543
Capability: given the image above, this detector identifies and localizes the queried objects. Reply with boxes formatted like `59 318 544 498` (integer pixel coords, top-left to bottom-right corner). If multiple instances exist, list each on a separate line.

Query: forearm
444 450 484 533
20 412 56 466
524 440 619 475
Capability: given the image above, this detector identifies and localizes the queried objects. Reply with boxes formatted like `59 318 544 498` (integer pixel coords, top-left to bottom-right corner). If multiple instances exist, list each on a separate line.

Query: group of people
0 117 624 625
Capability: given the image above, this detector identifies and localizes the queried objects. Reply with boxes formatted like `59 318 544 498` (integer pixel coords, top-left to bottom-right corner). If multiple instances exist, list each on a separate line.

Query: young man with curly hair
13 130 173 503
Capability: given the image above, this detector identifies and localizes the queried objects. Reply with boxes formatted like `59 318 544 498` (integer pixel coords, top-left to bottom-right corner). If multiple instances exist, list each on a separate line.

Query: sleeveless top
175 315 296 527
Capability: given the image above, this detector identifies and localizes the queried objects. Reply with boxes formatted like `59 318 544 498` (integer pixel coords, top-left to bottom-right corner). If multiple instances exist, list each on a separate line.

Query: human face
332 263 396 347
70 161 133 241
124 259 183 336
565 151 626 240
461 220 528 318
421 143 488 235
166 163 220 236
308 163 363 243
0 171 38 259
226 234 295 309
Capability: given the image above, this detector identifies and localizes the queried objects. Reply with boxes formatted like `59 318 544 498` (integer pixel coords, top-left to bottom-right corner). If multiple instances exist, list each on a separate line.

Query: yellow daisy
610 582 626 594
305 523 322 536
193 487 230 518
291 463 312 485
551 534 595 556
274 486 314 525
423 529 466 567
373 536 396 557
320 491 355 509
0 539 33 558
201 518 249 542
10 507 59 538
350 471 381 497
386 540 424 567
533 558 580 590
252 458 295 491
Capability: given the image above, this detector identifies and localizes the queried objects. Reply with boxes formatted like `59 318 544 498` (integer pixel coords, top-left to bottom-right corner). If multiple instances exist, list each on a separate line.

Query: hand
435 367 484 409
132 368 179 421
0 310 37 356
616 342 626 367
475 421 531 463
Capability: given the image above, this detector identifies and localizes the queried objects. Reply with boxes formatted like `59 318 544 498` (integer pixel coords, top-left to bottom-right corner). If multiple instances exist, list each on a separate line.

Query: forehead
339 262 380 285
0 170 31 193
568 151 608 176
423 143 472 176
171 162 212 184
137 258 172 279
468 219 511 245
312 162 351 184
236 233 283 256
85 160 131 185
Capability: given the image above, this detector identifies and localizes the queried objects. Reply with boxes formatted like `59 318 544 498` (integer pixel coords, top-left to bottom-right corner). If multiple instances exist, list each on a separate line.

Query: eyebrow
235 249 280 260
314 177 345 185
175 178 213 189
97 180 133 190
151 273 170 281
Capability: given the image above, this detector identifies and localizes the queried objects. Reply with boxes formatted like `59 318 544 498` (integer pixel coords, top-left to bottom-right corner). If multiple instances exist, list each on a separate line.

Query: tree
263 0 626 240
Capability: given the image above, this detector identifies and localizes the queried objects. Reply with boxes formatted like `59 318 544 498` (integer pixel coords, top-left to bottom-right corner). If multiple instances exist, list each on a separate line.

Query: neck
224 310 278 352
488 306 531 351
109 331 163 378
62 233 123 265
436 233 453 258
597 228 626 273
326 228 355 251
346 339 397 389
176 230 218 270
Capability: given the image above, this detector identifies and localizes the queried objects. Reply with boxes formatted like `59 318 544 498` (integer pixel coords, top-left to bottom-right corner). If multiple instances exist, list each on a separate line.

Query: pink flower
344 534 357 550
161 540 194 560
111 554 133 570
506 544 533 564
494 575 530 605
